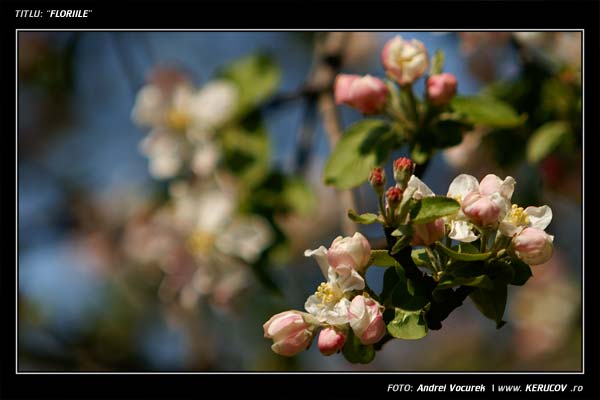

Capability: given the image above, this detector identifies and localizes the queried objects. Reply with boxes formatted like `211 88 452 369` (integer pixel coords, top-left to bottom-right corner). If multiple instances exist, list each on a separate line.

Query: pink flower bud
369 167 386 195
381 36 428 86
348 295 386 345
327 232 371 274
393 157 414 189
478 174 515 199
334 74 388 115
426 73 458 106
462 192 502 227
386 187 403 210
317 327 347 356
263 311 316 357
411 218 445 246
512 227 554 265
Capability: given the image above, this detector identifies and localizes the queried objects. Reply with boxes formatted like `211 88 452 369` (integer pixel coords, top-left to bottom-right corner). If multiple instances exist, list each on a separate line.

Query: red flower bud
386 187 403 208
369 167 386 194
393 157 414 189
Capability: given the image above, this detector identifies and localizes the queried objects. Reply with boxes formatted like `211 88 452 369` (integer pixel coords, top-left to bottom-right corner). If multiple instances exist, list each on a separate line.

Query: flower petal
304 294 325 321
447 174 479 199
407 175 434 199
304 246 330 278
525 205 553 230
448 220 479 242
334 267 366 292
327 298 351 326
498 220 520 237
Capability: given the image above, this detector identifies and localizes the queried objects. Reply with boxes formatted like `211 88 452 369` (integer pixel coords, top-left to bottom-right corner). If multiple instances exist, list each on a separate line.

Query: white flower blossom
499 204 553 237
446 174 515 242
139 130 186 179
303 246 365 326
215 216 274 263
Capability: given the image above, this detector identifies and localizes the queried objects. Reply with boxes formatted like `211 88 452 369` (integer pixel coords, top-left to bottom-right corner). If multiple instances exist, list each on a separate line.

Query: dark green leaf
380 266 400 304
324 120 395 189
369 250 400 268
390 266 430 311
411 196 460 224
526 121 570 163
451 96 526 128
491 258 532 286
219 53 281 117
488 260 515 283
431 119 465 148
411 248 432 268
436 274 493 290
347 209 381 225
342 329 375 364
387 308 428 340
391 224 413 237
221 114 270 187
509 258 533 286
435 242 492 261
469 281 508 329
390 235 410 255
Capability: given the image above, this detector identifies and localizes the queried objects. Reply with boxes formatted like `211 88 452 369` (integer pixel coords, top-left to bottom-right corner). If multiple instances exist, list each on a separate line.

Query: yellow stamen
315 283 342 305
186 230 216 255
509 204 530 226
167 109 190 131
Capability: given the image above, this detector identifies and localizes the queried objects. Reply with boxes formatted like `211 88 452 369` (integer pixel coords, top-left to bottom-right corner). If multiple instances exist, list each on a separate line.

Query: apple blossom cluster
263 232 385 356
132 67 237 179
334 35 457 116
324 36 473 192
129 67 275 311
264 157 554 361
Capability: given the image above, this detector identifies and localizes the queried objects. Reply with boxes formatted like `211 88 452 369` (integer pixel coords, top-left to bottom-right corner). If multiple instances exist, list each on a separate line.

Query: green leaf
429 49 445 75
281 177 316 216
526 121 570 163
381 266 400 304
219 53 281 117
451 96 526 128
491 258 532 286
508 258 533 286
435 242 492 261
488 260 515 283
456 242 480 254
469 281 508 329
430 119 466 148
390 235 410 255
342 329 375 364
387 308 428 340
221 113 270 187
411 248 432 268
391 224 413 237
381 265 429 311
436 274 493 291
411 196 460 224
324 120 395 189
369 250 400 268
410 143 430 165
347 209 381 225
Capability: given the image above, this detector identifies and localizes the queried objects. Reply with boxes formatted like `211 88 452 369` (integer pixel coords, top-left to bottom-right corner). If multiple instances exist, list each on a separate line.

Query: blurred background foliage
18 31 581 371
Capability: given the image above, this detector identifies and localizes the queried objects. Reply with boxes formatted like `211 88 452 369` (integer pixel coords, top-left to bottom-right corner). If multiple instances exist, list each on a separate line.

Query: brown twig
308 32 359 237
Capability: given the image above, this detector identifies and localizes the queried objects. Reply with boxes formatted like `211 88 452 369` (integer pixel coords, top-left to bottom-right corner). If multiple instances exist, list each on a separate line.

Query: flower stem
480 231 489 252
